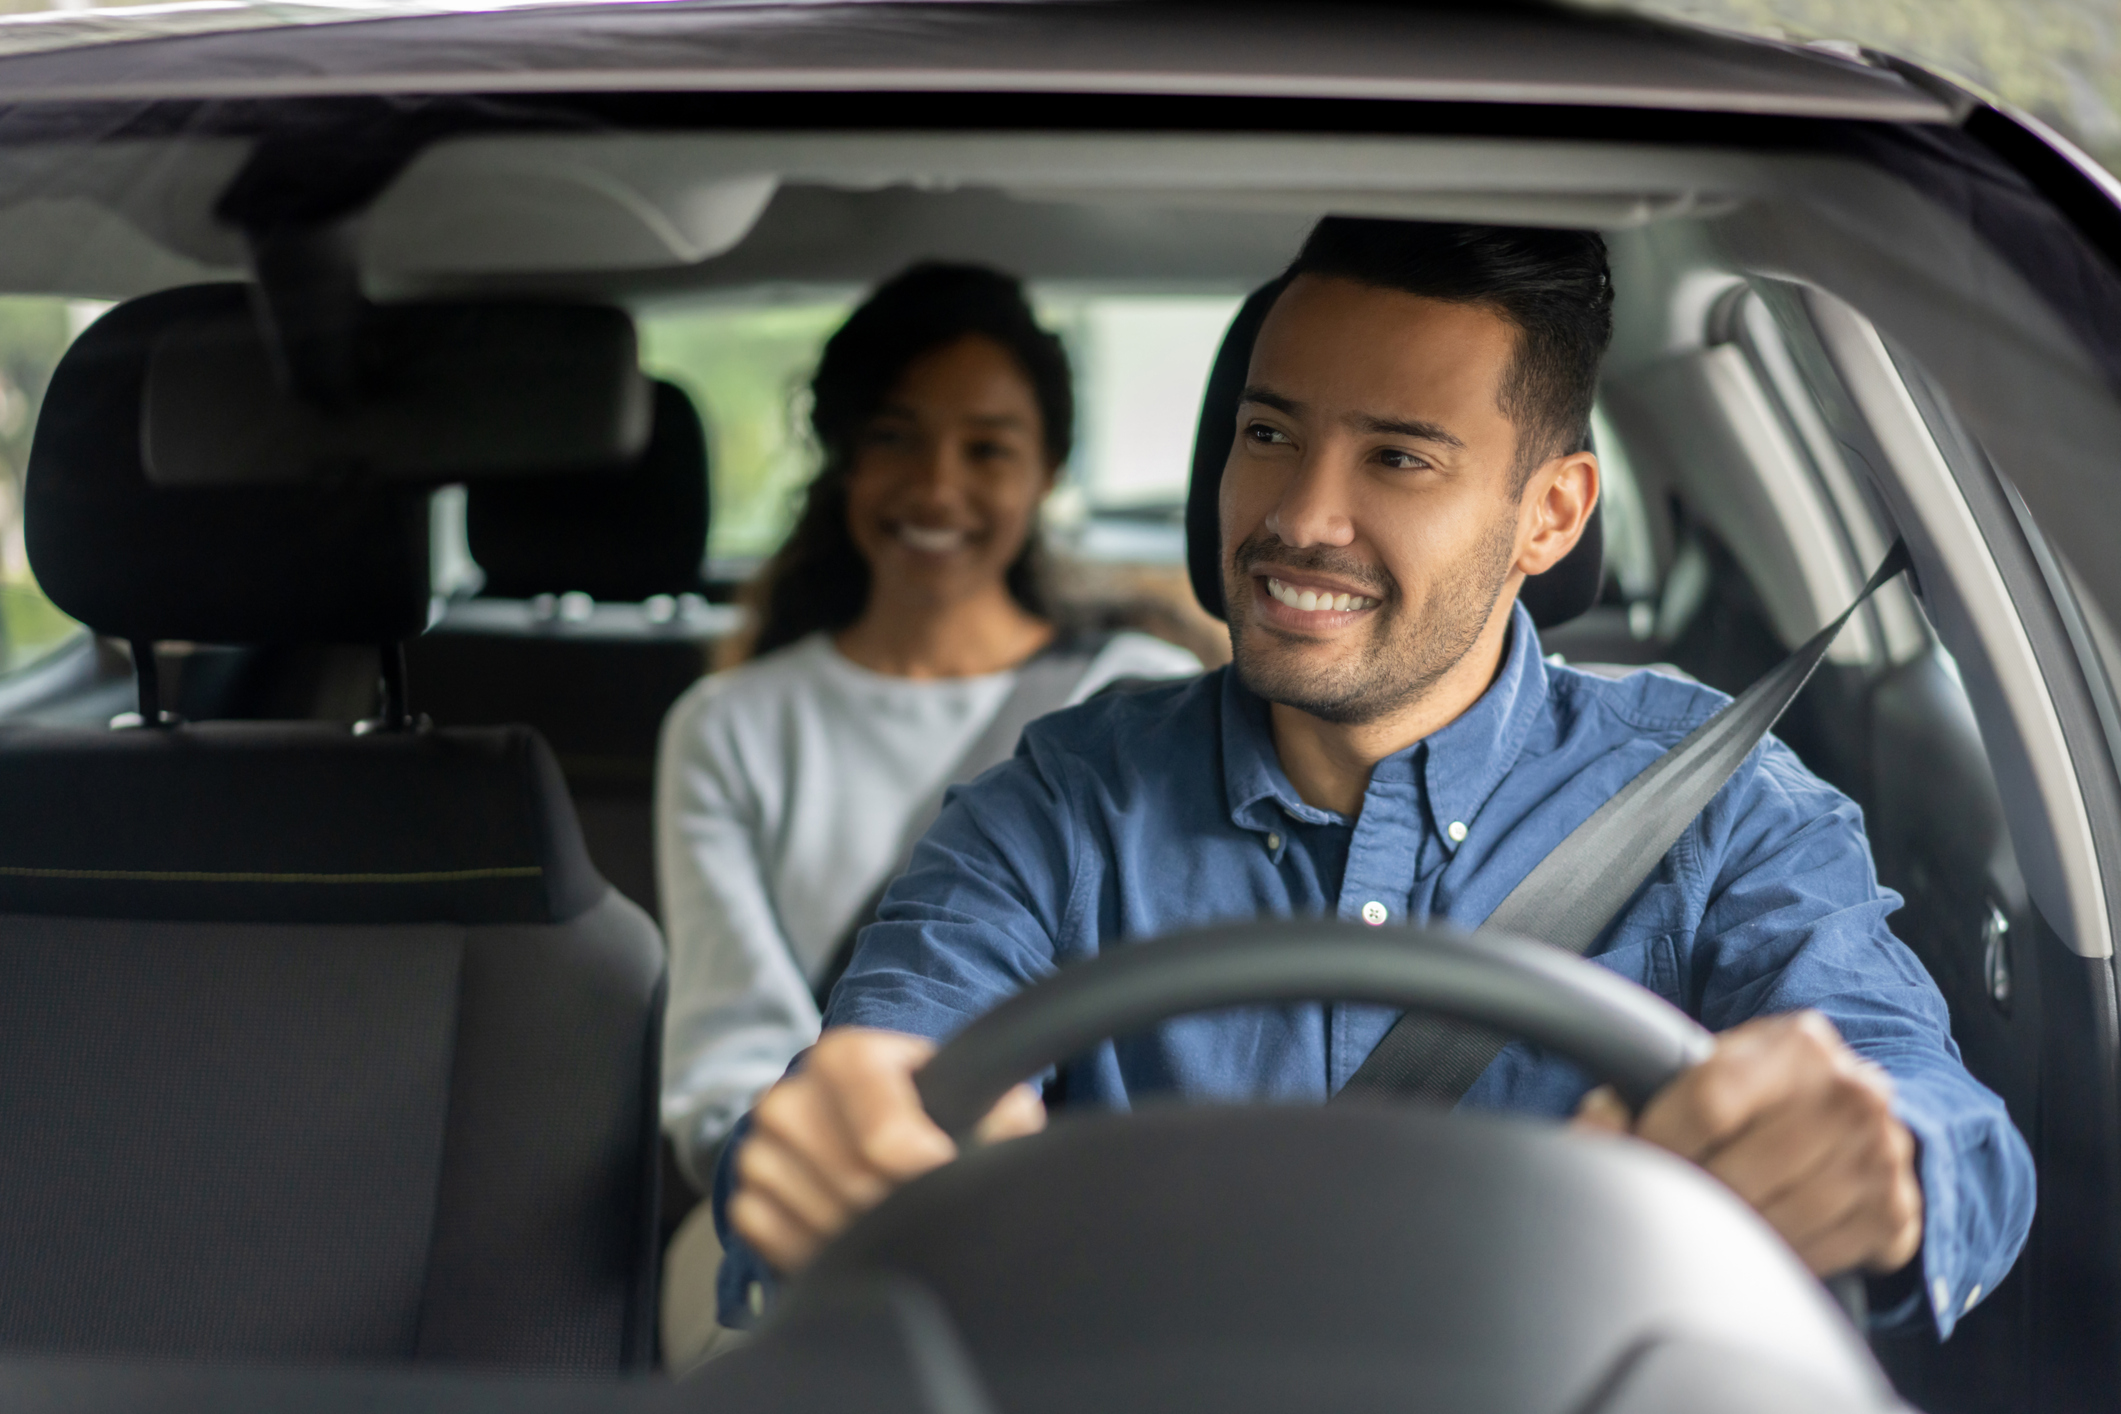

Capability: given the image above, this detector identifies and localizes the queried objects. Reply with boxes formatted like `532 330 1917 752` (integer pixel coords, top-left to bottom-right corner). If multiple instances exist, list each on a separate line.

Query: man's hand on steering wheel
1575 1009 1925 1278
735 1009 1922 1282
730 1027 1046 1273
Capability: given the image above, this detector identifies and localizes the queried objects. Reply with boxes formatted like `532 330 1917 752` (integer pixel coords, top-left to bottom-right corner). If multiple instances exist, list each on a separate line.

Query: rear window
639 289 1244 571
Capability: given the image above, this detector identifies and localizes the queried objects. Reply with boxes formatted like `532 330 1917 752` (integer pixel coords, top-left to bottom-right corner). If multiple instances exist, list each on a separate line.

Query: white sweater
655 629 1201 1177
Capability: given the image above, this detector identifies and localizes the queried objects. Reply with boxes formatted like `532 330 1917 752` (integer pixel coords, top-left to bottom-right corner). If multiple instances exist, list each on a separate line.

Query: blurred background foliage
0 298 98 673
1621 0 2121 169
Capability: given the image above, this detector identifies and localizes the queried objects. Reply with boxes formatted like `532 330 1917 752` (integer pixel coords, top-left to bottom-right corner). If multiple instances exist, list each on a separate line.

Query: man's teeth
1266 578 1376 613
899 524 967 553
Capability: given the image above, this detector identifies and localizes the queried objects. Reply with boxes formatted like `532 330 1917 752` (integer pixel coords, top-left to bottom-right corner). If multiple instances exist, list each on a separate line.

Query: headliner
0 1 1957 115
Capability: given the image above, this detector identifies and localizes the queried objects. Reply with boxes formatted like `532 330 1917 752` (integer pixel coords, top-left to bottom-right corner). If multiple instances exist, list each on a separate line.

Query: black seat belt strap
1338 539 1911 1103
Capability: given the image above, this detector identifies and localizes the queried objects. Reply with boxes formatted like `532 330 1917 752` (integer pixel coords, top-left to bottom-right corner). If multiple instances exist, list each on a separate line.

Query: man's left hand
1575 1010 1923 1277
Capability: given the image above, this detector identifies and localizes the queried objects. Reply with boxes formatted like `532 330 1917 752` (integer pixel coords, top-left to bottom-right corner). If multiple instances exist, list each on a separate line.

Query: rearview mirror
141 301 653 487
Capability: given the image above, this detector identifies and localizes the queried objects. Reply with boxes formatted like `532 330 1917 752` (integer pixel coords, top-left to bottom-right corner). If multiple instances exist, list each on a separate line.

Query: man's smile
1263 576 1379 614
1249 565 1384 632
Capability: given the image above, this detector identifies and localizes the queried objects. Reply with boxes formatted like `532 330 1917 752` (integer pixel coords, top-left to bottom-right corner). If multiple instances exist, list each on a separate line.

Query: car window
638 289 1243 575
639 297 854 571
0 297 103 678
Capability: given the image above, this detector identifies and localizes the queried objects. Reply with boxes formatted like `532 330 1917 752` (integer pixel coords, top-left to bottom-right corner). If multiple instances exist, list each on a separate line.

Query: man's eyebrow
1348 412 1466 450
1240 386 1465 450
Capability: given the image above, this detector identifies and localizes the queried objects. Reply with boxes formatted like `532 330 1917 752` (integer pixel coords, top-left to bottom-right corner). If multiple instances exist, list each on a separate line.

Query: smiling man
711 219 2034 1339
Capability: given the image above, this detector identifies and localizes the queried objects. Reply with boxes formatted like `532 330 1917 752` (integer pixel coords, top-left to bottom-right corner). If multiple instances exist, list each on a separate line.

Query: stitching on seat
0 866 544 884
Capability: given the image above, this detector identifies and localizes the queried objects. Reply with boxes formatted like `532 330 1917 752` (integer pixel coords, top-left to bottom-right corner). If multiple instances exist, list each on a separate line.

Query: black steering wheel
913 918 1715 1139
751 921 1889 1414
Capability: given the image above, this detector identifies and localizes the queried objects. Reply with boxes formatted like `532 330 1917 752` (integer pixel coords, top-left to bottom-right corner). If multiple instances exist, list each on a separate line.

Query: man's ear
1515 451 1599 577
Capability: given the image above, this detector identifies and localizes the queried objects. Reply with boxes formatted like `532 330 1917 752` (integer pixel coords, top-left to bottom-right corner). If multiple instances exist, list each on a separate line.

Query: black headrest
0 721 602 924
466 380 710 601
1185 281 1605 631
24 284 431 646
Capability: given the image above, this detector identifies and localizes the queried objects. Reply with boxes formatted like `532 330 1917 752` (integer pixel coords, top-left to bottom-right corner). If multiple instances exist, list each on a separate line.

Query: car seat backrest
3 282 664 1372
1184 278 1606 630
412 380 717 918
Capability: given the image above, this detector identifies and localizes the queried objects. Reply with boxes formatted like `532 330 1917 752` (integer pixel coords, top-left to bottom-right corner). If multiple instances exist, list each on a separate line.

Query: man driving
711 218 2035 1339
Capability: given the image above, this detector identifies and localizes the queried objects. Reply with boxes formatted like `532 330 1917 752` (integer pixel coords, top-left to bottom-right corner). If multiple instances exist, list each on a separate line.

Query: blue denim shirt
716 602 2035 1338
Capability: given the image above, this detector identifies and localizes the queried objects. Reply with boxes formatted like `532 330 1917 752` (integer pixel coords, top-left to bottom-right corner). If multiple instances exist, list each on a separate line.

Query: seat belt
1338 540 1911 1103
810 632 1116 1011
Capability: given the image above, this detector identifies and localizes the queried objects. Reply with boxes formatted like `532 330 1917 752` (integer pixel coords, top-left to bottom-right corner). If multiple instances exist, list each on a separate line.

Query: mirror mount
245 219 368 411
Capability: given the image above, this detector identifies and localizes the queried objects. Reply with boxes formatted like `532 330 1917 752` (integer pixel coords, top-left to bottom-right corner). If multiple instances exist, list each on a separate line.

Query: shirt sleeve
710 742 1086 1326
1690 740 2036 1339
655 681 823 1184
825 737 1084 1037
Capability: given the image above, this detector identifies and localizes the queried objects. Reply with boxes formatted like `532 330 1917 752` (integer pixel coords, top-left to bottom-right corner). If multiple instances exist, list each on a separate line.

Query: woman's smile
893 522 976 555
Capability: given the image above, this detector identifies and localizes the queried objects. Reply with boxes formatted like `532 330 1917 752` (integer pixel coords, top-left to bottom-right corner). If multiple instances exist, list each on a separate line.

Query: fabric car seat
1 284 665 1372
406 380 715 921
1184 278 1606 630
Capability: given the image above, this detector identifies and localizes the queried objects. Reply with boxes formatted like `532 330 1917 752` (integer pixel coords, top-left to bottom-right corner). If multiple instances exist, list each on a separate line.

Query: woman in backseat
654 263 1199 1363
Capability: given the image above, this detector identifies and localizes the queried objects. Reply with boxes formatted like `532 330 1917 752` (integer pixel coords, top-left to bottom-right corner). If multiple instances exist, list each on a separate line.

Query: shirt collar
1419 600 1549 852
1220 599 1549 848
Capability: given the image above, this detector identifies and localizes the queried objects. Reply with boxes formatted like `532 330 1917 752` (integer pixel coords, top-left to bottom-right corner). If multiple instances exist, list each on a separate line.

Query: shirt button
1963 1284 1982 1313
747 1280 766 1317
1266 832 1282 852
1361 900 1388 926
1931 1276 1951 1314
1447 820 1469 843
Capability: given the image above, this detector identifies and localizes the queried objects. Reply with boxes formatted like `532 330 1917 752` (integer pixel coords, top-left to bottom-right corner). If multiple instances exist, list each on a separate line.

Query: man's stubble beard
1225 511 1520 726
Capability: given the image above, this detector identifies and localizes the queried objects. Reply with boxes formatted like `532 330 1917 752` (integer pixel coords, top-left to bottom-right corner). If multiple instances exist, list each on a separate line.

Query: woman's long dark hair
747 263 1074 660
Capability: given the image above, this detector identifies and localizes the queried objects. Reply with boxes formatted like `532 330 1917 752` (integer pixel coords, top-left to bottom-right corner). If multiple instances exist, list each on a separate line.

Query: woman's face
843 333 1057 610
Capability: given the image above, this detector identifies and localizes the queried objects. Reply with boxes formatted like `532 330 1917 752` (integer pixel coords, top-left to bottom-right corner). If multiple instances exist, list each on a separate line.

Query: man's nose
1262 452 1357 549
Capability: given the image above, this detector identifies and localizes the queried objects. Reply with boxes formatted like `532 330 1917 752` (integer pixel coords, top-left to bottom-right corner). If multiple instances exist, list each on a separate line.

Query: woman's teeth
898 524 967 553
1266 577 1376 614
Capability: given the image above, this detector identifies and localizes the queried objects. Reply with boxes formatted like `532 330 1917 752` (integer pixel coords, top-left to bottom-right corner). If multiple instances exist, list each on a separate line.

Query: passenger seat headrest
1185 279 1606 632
466 380 710 602
26 284 430 645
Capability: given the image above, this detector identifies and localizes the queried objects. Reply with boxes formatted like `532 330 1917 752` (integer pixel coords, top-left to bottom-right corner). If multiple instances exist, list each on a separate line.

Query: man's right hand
729 1026 1047 1273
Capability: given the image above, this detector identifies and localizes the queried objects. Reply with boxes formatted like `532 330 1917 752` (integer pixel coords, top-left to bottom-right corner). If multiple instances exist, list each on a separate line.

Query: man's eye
1379 448 1431 470
1245 423 1292 446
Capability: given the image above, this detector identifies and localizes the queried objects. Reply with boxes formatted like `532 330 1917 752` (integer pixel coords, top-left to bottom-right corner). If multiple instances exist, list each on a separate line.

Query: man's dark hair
749 262 1072 659
1285 217 1613 487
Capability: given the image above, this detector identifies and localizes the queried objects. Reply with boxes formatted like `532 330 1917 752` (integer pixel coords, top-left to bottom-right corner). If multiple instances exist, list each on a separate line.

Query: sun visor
140 301 654 487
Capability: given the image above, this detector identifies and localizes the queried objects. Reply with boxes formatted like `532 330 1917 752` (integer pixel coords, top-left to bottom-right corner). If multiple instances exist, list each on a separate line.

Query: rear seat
4 283 665 1371
408 380 730 920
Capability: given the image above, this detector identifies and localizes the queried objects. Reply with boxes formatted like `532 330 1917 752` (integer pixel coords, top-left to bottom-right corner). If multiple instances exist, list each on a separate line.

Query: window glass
1037 293 1243 510
638 290 1244 569
639 297 855 567
0 297 104 676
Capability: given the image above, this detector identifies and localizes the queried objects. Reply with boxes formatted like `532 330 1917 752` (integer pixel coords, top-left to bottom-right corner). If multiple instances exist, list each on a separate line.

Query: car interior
0 42 2117 1411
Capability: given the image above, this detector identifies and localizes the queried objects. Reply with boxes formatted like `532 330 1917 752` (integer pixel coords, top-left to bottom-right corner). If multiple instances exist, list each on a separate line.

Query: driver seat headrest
25 284 431 646
1184 279 1605 631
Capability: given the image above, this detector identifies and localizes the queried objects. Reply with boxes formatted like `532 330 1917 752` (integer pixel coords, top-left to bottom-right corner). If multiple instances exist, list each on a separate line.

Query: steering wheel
913 917 1716 1139
757 921 1888 1414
